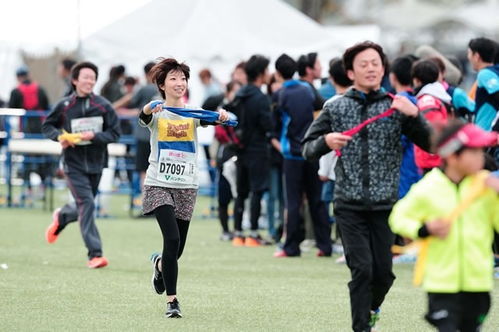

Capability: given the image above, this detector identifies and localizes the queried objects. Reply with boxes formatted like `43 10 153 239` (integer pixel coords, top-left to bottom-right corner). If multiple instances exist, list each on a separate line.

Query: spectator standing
57 58 77 97
412 59 451 174
467 38 499 131
272 53 332 258
101 65 126 103
297 52 325 115
228 55 273 247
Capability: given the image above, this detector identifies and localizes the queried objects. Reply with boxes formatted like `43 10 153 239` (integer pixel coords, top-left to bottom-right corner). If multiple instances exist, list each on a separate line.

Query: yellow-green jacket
389 168 499 293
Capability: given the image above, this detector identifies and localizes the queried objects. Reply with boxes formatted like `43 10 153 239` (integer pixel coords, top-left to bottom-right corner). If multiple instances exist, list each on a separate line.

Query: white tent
82 0 343 106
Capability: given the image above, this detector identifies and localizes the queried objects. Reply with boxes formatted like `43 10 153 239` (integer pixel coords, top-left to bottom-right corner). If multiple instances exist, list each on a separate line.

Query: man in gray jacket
302 41 432 332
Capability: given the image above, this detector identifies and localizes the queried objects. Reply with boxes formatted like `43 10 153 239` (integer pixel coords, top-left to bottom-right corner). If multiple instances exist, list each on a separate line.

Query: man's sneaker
273 250 288 258
245 235 272 247
45 208 62 244
369 308 381 331
219 232 233 241
317 250 332 257
165 298 182 318
150 253 165 294
245 236 262 247
232 236 245 247
87 256 108 269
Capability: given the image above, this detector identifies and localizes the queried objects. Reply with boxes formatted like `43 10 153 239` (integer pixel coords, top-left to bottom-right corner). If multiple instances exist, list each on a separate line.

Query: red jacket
414 92 449 169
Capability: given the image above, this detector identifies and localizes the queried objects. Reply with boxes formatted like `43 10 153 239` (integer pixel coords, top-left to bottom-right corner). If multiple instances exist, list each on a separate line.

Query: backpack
223 96 248 149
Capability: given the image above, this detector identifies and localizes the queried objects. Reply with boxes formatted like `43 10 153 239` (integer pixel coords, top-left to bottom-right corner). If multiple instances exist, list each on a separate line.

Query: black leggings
154 205 191 296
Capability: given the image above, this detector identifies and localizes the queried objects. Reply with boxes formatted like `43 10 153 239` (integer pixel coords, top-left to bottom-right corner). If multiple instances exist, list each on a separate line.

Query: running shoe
150 253 165 294
87 256 108 269
369 308 381 331
165 298 182 318
45 208 62 244
232 236 245 247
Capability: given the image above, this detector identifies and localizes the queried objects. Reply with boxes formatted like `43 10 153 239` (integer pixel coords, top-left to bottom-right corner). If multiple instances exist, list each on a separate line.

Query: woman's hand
143 100 164 115
324 132 352 150
391 95 418 117
218 108 229 122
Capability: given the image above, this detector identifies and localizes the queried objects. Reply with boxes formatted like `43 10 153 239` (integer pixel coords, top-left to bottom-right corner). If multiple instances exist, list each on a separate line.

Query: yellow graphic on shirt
158 118 195 142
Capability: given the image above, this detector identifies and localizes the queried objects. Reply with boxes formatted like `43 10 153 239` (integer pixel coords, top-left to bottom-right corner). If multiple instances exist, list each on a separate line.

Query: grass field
1 192 498 331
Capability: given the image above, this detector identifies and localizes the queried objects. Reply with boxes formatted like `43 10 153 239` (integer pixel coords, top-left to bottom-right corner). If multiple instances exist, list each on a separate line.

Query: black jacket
302 88 432 210
42 93 121 174
229 84 272 155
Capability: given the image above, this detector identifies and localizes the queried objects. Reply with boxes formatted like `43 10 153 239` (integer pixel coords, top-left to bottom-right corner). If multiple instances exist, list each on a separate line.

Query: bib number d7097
157 149 196 185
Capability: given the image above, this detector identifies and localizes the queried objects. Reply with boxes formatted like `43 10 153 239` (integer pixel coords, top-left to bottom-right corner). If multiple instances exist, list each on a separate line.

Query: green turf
0 193 498 331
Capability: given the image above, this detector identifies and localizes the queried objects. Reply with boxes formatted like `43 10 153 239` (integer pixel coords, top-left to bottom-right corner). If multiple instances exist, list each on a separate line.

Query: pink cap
437 124 498 157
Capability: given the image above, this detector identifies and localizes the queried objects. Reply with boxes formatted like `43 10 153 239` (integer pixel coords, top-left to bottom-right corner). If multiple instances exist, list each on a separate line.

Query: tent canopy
81 0 343 105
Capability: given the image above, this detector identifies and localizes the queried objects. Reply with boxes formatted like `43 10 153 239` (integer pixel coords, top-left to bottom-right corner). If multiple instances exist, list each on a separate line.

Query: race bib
155 118 197 185
71 116 103 146
157 149 196 184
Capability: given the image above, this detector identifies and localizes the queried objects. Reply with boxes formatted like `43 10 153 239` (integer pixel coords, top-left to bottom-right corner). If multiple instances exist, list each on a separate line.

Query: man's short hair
390 55 418 86
275 53 297 80
343 41 388 72
71 61 99 90
468 37 497 63
297 52 318 77
411 60 439 86
328 58 352 88
61 58 77 72
245 55 269 83
144 61 155 75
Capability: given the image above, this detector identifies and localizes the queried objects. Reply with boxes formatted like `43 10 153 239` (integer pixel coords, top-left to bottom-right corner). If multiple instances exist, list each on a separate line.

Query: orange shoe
244 236 262 247
87 256 108 269
45 208 61 244
232 236 245 247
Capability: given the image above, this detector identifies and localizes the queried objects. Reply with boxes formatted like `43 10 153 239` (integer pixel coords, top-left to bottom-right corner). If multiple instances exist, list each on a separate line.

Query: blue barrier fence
0 108 217 217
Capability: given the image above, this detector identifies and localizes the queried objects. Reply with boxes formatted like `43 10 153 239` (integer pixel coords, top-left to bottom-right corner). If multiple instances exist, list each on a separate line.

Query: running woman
139 58 228 318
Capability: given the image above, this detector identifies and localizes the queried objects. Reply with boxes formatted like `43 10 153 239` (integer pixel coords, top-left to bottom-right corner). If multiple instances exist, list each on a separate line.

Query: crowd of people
1 35 499 330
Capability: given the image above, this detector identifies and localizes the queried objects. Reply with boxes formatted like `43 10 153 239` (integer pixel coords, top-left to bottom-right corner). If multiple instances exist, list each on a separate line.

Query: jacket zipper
83 98 89 173
455 183 463 290
360 102 370 206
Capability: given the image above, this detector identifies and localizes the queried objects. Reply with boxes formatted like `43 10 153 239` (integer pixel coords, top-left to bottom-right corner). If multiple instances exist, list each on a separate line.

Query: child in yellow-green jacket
389 120 499 332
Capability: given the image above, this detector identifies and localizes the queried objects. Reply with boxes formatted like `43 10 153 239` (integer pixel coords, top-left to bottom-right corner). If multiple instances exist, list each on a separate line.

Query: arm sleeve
477 69 499 95
301 107 333 161
41 103 63 141
492 197 499 234
8 89 22 108
452 87 475 114
401 112 433 152
389 187 428 239
258 96 273 141
92 104 121 145
38 88 50 110
138 109 153 127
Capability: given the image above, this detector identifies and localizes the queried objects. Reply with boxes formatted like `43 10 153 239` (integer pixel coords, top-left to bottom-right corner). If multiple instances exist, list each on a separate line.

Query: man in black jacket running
42 61 121 269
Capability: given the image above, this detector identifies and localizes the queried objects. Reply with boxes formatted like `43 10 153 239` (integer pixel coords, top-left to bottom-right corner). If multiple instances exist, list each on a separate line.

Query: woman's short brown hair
150 58 190 99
